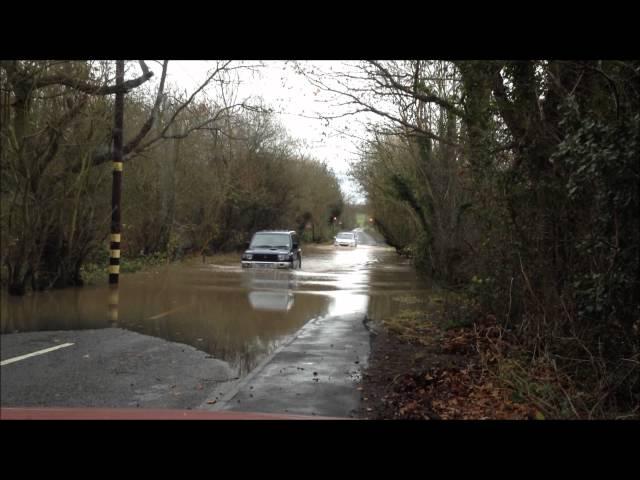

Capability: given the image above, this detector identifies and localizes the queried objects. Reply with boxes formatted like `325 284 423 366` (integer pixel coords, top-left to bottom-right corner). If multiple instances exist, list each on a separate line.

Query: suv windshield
250 233 291 249
337 233 353 239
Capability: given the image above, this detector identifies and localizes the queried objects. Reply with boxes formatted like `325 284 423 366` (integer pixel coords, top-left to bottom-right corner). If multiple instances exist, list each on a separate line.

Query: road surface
1 234 427 417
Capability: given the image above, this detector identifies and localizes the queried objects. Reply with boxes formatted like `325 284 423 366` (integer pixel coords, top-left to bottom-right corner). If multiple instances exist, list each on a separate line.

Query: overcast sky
142 60 373 202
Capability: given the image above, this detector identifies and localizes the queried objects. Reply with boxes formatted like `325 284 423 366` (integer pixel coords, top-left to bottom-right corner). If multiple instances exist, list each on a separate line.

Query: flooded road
1 244 429 379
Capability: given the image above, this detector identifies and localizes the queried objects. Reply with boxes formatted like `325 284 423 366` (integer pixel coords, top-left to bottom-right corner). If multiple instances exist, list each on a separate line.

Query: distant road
353 228 383 246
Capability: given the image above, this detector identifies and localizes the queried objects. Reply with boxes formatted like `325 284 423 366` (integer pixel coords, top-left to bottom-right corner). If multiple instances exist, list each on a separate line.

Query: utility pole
109 60 124 285
108 60 124 324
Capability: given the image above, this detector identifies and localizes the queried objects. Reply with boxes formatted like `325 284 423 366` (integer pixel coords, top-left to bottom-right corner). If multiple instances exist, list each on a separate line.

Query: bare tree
0 60 263 294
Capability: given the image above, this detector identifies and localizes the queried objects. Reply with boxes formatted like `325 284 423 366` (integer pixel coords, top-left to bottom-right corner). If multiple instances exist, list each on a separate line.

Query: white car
334 231 358 247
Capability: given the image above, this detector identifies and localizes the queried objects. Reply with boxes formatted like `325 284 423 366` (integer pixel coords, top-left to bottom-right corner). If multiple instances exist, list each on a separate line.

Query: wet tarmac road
1 235 430 414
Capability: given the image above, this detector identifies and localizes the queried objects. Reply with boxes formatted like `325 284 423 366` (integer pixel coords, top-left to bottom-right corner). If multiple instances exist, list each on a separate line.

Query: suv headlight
278 254 287 261
244 253 253 260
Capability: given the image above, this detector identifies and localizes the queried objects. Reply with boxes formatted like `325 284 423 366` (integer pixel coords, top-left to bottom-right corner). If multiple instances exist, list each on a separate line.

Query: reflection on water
248 291 295 311
244 270 295 312
0 246 430 375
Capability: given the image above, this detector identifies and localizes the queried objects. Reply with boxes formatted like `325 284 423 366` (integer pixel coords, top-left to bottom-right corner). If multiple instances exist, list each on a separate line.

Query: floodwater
1 243 429 376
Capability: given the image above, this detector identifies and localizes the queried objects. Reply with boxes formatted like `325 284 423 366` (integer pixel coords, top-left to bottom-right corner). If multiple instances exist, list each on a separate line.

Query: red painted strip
0 407 346 420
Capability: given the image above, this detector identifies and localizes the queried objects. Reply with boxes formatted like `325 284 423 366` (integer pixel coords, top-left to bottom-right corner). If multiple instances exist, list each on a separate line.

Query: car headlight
244 253 253 260
278 254 286 261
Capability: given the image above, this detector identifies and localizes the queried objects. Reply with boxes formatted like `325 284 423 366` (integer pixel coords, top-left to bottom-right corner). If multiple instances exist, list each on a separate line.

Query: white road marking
147 304 191 320
1 343 75 366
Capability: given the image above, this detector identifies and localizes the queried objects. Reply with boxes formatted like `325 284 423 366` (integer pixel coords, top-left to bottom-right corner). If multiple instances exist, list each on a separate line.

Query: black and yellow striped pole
109 60 124 285
108 60 125 323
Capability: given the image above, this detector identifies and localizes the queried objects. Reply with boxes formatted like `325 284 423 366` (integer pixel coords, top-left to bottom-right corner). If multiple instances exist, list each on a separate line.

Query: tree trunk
158 121 179 254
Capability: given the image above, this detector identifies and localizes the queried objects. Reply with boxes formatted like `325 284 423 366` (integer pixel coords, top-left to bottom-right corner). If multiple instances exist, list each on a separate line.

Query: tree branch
490 66 526 146
123 60 168 155
33 62 154 95
368 61 466 117
125 102 243 157
159 61 233 139
86 61 169 169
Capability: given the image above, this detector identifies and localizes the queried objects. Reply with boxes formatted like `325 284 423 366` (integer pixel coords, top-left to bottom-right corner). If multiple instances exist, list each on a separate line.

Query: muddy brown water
1 245 429 376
